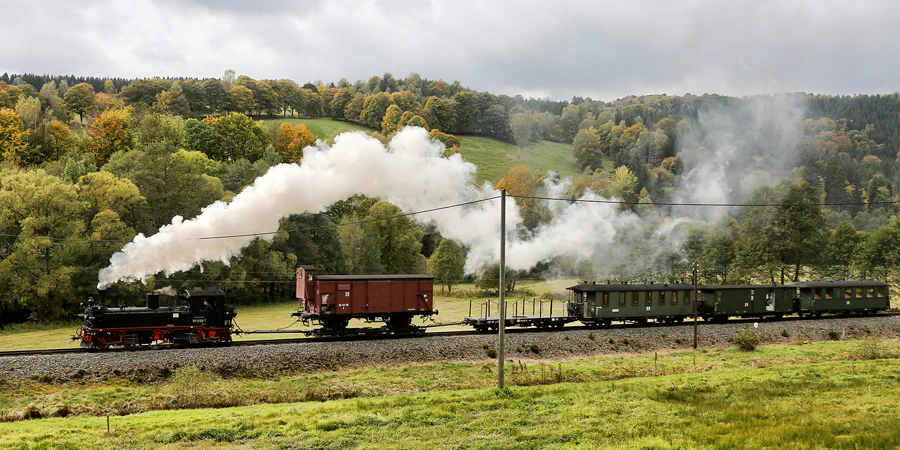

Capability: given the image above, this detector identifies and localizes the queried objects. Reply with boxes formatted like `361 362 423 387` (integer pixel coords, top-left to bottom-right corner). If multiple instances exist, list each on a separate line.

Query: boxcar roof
568 283 694 292
318 274 434 281
789 280 888 288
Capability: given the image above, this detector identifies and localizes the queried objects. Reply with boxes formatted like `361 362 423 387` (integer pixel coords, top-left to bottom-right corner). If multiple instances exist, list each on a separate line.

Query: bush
781 329 789 338
486 346 498 358
622 338 630 345
530 344 542 354
828 330 841 341
734 328 760 351
854 336 888 360
588 332 595 341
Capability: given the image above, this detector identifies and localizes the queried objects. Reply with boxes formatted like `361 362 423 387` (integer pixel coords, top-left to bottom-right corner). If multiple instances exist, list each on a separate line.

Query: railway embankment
2 314 898 381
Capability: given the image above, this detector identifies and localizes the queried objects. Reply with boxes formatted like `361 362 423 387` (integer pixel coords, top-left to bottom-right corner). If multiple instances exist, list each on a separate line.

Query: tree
381 104 403 135
272 213 347 274
274 122 315 163
573 127 603 169
0 108 30 162
421 96 457 132
0 169 88 321
495 165 548 230
361 92 394 129
134 113 185 150
391 90 420 112
202 113 268 161
428 238 465 293
202 78 229 114
75 171 147 229
104 149 224 228
230 85 255 114
771 182 827 282
62 82 95 122
407 114 427 128
15 96 41 129
824 221 863 279
33 119 76 162
367 201 425 273
338 218 383 274
87 108 133 165
184 118 221 157
509 112 533 158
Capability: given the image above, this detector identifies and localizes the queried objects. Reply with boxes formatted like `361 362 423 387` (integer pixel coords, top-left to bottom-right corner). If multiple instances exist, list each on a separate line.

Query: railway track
2 311 898 358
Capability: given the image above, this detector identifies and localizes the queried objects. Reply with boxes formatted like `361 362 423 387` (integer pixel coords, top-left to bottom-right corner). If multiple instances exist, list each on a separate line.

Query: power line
509 194 900 208
196 195 501 240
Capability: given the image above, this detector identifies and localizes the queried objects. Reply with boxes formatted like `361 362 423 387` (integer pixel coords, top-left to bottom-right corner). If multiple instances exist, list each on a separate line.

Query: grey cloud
1 0 898 100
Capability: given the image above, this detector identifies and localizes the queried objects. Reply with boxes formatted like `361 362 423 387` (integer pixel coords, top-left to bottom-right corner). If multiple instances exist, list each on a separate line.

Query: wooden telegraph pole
498 189 507 389
693 261 698 349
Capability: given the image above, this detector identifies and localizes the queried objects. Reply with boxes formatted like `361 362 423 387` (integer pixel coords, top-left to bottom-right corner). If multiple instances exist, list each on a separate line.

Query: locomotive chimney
146 293 160 310
97 288 107 306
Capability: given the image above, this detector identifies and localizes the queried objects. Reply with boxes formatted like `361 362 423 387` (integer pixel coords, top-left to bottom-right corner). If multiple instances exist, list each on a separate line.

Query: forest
1 70 900 324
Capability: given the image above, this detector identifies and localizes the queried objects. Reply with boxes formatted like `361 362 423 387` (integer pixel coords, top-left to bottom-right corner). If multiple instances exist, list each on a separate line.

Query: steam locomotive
76 288 236 349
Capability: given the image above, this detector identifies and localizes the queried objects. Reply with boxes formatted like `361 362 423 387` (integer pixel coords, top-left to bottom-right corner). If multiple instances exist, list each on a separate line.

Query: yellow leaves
274 122 315 163
0 108 30 163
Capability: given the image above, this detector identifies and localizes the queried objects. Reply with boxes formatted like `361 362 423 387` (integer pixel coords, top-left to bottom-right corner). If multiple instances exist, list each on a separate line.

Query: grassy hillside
261 117 371 140
457 136 590 185
262 118 603 185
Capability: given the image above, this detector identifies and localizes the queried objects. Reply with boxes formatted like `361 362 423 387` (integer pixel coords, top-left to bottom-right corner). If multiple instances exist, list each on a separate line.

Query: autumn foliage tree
0 108 30 162
87 108 133 165
274 122 315 163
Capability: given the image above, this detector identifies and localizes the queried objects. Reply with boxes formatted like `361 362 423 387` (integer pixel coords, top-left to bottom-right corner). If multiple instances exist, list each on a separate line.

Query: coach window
866 287 874 298
658 291 665 306
632 291 639 306
825 289 833 299
602 292 609 306
645 292 652 306
618 292 626 306
671 291 678 305
813 289 822 300
878 287 886 297
750 290 755 302
844 288 852 299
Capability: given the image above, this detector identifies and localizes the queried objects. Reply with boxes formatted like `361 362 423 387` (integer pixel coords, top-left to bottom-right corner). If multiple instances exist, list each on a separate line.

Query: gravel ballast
2 315 899 381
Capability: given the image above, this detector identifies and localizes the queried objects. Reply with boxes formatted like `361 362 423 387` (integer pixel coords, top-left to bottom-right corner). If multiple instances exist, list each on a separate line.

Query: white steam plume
99 127 512 287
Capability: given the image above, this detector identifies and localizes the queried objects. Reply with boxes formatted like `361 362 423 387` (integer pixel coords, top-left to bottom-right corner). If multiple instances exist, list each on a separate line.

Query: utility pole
693 261 698 350
498 189 507 389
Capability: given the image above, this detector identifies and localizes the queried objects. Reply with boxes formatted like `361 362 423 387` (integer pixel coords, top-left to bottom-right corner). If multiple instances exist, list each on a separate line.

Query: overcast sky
2 0 898 101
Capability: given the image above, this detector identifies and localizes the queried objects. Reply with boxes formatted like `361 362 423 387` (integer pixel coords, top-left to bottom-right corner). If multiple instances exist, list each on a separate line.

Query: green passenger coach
790 280 889 316
698 285 794 321
567 283 695 326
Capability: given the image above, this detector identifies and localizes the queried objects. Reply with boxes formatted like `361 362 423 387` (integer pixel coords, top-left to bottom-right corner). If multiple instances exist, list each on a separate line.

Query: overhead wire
1 193 895 244
508 194 900 208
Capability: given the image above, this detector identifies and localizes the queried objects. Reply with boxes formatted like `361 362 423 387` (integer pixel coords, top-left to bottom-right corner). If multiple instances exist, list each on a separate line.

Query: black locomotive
76 287 236 349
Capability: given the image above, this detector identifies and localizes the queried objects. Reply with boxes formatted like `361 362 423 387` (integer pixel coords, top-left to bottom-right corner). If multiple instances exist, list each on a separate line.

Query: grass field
457 136 592 185
2 342 899 448
261 117 371 141
0 280 574 351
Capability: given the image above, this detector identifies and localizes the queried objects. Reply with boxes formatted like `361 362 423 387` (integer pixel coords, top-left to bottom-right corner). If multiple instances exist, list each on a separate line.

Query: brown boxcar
295 265 436 331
